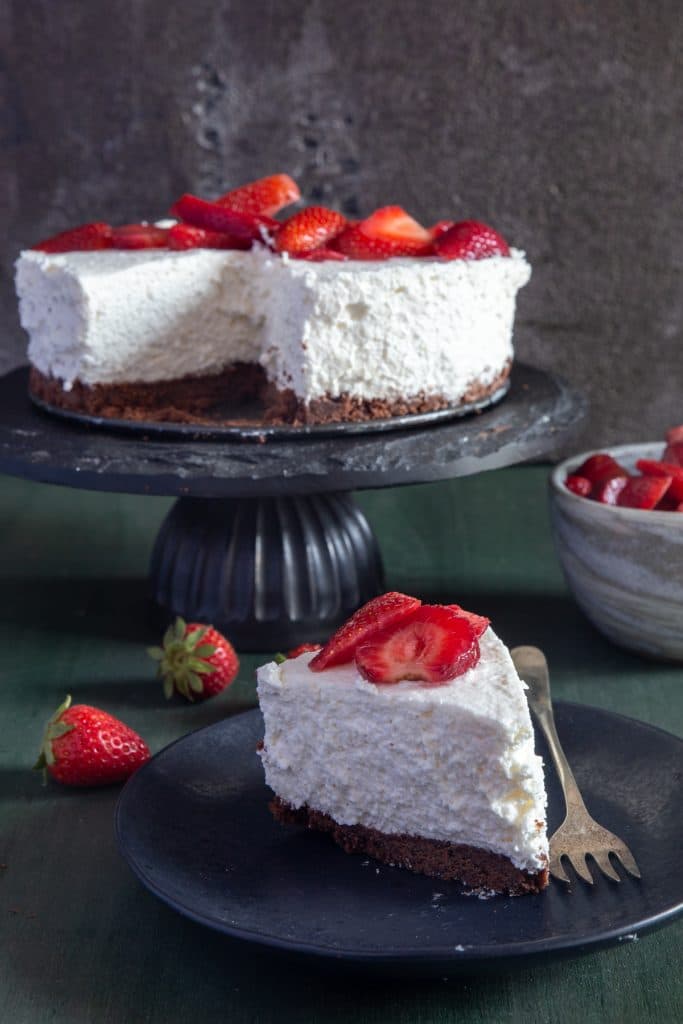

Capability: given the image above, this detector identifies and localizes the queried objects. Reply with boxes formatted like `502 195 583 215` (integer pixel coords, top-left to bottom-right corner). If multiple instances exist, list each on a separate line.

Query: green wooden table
1 467 681 1024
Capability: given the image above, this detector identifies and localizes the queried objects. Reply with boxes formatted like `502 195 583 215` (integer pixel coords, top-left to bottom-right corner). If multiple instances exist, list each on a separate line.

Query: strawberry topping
573 453 629 488
275 206 347 255
446 604 490 637
111 224 169 249
594 476 629 505
355 605 480 685
333 205 433 261
309 592 421 671
616 475 672 510
167 224 251 250
293 248 349 261
171 194 279 242
434 220 510 260
32 222 113 253
565 474 592 497
636 459 683 502
216 174 300 217
663 427 683 467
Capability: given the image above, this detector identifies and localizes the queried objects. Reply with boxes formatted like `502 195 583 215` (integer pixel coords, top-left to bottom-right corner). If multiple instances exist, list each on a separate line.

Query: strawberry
170 194 279 243
663 426 683 467
148 617 239 701
446 604 490 637
34 696 150 787
293 248 349 261
434 220 510 260
334 206 433 260
32 222 113 253
565 474 592 497
309 592 422 671
167 224 251 250
275 206 347 254
355 605 480 685
636 459 683 502
594 476 629 505
216 174 301 217
286 643 323 658
616 475 672 510
573 453 629 488
428 219 456 241
111 224 169 249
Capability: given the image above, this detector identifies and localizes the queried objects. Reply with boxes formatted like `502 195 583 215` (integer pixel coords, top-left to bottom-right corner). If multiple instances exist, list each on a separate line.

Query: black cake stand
0 364 584 649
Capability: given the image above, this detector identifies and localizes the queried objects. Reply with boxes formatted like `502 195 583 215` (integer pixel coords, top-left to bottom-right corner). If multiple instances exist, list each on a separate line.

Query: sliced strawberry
434 220 510 260
286 643 323 659
616 475 672 510
445 604 490 637
635 459 683 502
111 224 169 249
309 592 421 671
171 194 278 243
573 453 629 488
361 206 431 246
334 223 431 260
32 222 113 253
216 174 300 217
293 248 349 262
167 224 251 250
565 474 592 497
355 605 480 685
275 206 347 255
595 476 629 505
428 219 455 241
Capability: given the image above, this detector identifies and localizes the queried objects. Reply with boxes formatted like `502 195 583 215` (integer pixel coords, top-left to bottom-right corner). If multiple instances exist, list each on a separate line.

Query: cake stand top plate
0 364 585 498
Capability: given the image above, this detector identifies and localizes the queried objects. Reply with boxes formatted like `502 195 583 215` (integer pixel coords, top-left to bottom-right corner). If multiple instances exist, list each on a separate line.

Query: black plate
116 703 683 973
30 380 509 441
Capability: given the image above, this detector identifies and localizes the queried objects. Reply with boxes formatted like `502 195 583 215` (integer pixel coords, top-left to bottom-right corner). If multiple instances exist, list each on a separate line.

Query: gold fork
511 645 641 885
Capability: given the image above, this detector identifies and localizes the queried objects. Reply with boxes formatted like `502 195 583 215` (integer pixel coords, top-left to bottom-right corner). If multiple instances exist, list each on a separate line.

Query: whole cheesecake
257 593 549 895
15 174 531 427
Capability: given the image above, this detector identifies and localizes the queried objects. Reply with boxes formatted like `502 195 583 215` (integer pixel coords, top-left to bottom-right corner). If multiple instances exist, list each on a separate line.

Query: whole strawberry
34 696 150 786
148 617 239 701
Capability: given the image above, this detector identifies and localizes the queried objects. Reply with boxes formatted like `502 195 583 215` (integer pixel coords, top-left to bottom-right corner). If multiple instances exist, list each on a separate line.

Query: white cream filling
16 245 530 404
257 629 548 873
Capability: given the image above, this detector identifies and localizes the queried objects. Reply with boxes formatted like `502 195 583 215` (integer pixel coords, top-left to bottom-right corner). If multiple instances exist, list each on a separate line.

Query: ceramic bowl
549 443 683 661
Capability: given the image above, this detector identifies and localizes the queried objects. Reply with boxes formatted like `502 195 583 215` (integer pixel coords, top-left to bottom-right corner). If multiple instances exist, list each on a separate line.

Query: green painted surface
1 467 681 1024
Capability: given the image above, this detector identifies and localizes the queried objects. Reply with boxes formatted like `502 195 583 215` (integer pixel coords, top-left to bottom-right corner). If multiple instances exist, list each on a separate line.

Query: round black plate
30 380 510 441
115 703 683 973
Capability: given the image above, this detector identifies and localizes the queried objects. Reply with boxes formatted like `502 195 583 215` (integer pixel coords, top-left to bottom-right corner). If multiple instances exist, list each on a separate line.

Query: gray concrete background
1 0 681 449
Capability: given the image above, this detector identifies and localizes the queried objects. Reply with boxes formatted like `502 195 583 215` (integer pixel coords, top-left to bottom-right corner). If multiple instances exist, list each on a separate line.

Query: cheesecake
257 593 549 895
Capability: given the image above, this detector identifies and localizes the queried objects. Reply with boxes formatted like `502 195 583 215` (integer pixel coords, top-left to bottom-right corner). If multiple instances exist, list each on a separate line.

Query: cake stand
0 364 585 649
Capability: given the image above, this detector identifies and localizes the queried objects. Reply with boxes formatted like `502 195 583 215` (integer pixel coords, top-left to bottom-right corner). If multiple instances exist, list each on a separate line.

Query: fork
511 645 641 885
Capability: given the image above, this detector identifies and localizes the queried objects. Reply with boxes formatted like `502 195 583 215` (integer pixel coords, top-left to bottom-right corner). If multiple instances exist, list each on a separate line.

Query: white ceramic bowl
549 443 683 661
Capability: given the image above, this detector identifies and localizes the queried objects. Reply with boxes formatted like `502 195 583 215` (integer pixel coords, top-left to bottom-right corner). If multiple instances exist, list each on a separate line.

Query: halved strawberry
293 248 349 261
275 206 347 254
167 224 251 250
111 224 169 249
565 474 592 497
434 220 510 260
355 605 480 685
171 194 279 243
594 476 629 505
616 475 672 510
446 604 490 637
32 222 113 253
309 592 421 671
361 206 432 247
216 174 300 217
636 459 683 502
573 453 629 488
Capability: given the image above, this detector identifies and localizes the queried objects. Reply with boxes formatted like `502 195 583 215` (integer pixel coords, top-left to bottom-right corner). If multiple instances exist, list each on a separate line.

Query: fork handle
511 646 589 816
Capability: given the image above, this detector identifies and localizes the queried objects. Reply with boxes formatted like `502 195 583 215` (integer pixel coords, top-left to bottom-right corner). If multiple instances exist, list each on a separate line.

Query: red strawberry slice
446 604 490 637
595 476 629 505
573 453 629 488
167 224 251 250
636 459 683 502
286 643 323 658
434 220 510 260
334 223 431 260
565 474 592 497
216 174 301 217
171 194 279 243
275 206 347 254
361 206 432 247
309 592 421 671
32 222 113 253
355 605 480 685
616 475 672 510
428 220 456 241
293 248 349 261
111 224 169 249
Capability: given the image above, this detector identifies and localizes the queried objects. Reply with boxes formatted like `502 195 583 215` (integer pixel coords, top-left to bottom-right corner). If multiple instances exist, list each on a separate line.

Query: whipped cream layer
257 629 548 873
16 245 530 405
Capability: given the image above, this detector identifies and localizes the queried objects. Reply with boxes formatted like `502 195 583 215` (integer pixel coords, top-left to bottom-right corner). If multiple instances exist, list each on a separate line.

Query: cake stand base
150 492 385 650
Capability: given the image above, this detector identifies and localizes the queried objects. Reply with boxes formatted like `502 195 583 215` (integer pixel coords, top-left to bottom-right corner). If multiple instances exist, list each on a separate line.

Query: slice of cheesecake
257 594 549 895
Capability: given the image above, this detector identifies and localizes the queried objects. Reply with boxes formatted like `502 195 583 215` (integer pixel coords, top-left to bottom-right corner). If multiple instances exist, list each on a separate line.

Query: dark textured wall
2 0 682 447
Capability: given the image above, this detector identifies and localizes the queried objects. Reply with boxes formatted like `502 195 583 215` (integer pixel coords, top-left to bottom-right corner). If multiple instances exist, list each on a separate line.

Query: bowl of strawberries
549 426 683 661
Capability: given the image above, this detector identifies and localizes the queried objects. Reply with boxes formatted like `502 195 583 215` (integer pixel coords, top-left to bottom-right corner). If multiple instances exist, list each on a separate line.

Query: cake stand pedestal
0 364 585 649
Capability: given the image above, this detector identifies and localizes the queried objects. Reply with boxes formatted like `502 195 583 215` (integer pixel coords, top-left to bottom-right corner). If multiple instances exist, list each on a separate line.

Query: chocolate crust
270 797 549 896
29 360 511 428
